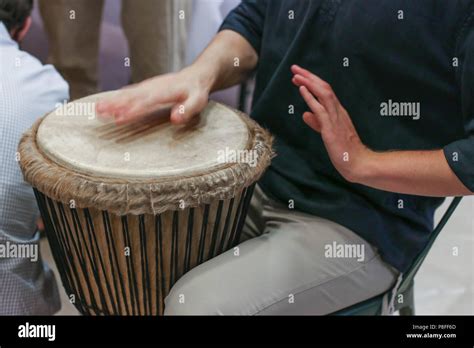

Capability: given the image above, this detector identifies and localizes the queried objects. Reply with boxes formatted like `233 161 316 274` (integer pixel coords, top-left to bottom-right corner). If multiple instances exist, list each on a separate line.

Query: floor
416 197 474 314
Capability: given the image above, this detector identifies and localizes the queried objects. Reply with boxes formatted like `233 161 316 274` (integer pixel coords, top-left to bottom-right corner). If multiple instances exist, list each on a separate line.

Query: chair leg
398 282 415 316
238 82 248 112
399 306 415 316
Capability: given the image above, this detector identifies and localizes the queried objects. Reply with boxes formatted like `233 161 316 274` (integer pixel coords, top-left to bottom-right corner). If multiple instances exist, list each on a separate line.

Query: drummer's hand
96 68 211 125
291 65 372 183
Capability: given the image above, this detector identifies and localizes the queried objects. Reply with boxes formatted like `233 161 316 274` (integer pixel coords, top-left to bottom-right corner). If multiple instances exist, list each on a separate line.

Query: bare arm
96 30 258 125
357 150 471 197
292 65 473 197
191 30 258 92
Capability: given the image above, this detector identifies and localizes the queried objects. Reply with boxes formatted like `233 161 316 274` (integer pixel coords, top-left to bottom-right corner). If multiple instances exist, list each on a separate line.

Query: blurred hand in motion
96 31 258 126
96 68 211 126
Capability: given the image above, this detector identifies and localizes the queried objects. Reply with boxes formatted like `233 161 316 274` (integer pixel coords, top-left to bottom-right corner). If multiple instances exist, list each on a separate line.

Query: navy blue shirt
220 0 474 272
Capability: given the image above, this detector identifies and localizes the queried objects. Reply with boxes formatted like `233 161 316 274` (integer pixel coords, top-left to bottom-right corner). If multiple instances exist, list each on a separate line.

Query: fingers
303 111 322 133
292 75 326 132
291 64 329 88
291 64 315 81
293 74 338 113
299 86 328 132
291 65 339 112
96 78 183 123
299 86 326 116
96 90 133 119
96 81 145 114
113 90 181 125
96 84 205 126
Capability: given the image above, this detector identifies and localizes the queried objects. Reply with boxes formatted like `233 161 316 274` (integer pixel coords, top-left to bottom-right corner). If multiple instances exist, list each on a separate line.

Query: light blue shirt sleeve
0 22 68 315
0 22 69 241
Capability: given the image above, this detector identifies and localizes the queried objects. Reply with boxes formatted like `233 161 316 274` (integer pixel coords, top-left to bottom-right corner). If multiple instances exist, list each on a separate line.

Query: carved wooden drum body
18 92 273 315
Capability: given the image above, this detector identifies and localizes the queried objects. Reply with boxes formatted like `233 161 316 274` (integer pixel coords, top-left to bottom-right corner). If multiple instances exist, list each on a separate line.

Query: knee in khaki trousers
164 185 399 315
39 0 192 100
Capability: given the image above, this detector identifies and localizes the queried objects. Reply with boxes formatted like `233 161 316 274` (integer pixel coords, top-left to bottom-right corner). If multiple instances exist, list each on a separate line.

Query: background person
39 0 192 100
186 0 240 65
0 0 69 315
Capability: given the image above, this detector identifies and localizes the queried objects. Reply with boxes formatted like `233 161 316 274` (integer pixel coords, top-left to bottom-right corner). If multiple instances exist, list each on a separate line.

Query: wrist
181 62 218 95
351 147 380 185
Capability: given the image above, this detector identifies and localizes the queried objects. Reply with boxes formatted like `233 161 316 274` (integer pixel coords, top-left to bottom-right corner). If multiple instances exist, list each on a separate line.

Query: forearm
291 65 473 197
183 30 258 93
355 149 472 197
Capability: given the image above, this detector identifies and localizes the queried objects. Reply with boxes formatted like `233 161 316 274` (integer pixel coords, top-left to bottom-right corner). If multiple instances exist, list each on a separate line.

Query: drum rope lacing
18 103 274 216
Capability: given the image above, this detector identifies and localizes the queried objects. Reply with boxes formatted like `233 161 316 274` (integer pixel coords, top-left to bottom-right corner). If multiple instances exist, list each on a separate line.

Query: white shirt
0 21 69 314
186 0 241 65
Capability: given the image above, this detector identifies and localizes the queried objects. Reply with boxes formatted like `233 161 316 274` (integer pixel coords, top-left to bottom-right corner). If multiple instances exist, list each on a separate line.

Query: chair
332 196 463 315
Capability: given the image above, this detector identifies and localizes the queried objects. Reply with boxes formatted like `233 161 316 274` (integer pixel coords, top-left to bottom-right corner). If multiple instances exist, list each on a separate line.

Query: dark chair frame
333 197 463 315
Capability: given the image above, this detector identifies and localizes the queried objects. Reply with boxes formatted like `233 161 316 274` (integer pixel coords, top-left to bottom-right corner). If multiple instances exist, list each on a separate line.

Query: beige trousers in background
39 0 192 100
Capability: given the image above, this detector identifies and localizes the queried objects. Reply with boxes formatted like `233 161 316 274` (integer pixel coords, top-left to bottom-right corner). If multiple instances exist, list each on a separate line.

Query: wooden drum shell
35 185 254 315
18 96 273 316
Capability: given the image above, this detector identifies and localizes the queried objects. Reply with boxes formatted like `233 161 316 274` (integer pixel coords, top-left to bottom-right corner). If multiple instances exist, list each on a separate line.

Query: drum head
36 92 250 179
19 91 273 215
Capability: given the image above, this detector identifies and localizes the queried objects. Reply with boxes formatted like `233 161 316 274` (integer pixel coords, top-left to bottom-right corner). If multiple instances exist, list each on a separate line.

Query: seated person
0 0 69 315
98 0 474 315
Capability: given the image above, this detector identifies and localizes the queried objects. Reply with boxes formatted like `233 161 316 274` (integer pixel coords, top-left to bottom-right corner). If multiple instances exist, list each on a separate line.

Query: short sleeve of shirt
219 0 268 54
443 12 474 191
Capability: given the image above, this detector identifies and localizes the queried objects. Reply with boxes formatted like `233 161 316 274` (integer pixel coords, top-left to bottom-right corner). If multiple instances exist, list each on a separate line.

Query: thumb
303 111 322 133
170 94 207 124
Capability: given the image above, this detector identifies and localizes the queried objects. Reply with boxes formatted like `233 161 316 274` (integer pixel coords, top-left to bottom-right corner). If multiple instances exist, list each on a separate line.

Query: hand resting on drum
96 30 258 126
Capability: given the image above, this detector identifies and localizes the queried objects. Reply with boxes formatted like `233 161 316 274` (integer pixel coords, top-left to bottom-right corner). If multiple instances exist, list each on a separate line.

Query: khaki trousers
39 0 191 100
164 185 399 315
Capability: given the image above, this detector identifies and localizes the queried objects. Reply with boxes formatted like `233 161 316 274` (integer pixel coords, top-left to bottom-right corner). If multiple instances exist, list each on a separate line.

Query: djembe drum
18 92 273 315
